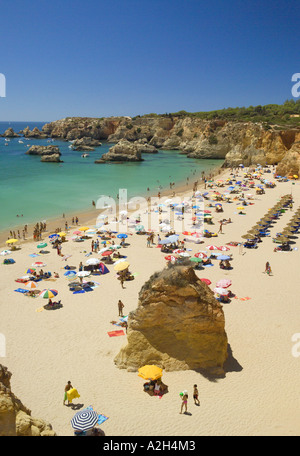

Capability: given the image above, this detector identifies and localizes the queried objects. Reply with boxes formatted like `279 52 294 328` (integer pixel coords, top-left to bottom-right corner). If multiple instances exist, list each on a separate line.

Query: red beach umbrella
164 255 177 262
195 252 207 259
101 250 113 256
200 278 211 285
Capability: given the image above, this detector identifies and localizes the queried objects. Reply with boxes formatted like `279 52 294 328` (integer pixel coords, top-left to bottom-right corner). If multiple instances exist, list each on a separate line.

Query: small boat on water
81 153 89 158
18 140 24 143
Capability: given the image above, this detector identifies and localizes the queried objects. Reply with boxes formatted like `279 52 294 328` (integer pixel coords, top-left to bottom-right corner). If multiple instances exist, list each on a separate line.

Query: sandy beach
1 166 300 436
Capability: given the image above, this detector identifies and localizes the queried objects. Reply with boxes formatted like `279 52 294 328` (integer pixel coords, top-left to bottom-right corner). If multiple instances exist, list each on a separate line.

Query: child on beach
193 385 200 406
180 390 188 414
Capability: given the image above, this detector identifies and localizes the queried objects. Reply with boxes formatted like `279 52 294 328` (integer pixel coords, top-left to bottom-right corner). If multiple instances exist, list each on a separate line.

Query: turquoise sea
0 122 224 232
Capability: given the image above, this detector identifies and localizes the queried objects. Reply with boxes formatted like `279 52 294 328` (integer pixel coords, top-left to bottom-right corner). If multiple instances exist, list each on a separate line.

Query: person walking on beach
193 385 200 406
264 262 272 275
180 391 188 414
120 275 125 289
118 300 124 316
218 221 223 234
63 381 73 406
147 236 151 248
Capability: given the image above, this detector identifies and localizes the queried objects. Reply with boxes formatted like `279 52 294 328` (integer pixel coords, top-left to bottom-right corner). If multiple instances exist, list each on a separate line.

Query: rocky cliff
114 264 228 377
95 139 143 163
0 364 56 436
40 116 300 174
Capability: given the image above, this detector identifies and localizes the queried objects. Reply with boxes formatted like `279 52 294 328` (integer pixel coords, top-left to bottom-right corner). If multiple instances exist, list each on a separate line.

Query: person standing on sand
120 275 125 289
180 391 188 414
218 221 223 234
193 385 200 406
265 262 272 275
118 300 124 316
63 381 73 406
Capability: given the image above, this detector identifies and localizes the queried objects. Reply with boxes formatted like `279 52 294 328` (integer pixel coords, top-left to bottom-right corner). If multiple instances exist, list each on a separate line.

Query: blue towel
203 263 214 267
14 288 28 293
73 290 85 294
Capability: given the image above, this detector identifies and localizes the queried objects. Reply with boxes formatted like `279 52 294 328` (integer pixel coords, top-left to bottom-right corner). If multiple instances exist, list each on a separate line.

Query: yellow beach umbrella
114 261 130 272
6 239 18 244
138 365 163 381
57 232 66 237
237 206 246 210
78 227 89 231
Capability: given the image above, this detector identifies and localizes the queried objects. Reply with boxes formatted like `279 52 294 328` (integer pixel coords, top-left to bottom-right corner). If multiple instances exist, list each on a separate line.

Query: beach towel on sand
86 406 109 425
108 330 125 337
14 288 28 293
67 388 80 403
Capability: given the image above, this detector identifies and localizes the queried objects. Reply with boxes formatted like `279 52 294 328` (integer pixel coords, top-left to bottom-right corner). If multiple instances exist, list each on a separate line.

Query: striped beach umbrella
71 409 99 431
206 245 218 250
25 281 38 289
32 262 46 268
164 255 177 262
200 278 211 285
64 270 77 278
218 246 230 251
39 289 58 299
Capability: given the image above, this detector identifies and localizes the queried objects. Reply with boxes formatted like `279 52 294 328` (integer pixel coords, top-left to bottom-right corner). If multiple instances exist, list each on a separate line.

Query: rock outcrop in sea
95 139 143 163
26 145 63 163
41 116 300 175
71 137 102 151
1 127 20 138
114 264 228 377
0 364 56 436
20 126 48 139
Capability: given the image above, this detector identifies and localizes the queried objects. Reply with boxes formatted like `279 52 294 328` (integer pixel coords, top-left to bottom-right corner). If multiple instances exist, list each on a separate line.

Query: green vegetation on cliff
137 100 300 127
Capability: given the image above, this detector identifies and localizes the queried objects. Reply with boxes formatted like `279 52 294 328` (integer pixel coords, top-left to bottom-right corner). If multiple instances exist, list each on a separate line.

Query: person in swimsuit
193 384 200 405
180 390 188 414
63 381 73 406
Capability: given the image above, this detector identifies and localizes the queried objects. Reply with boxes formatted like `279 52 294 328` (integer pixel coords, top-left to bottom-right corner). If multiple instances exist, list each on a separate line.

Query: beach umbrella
179 252 190 257
216 255 231 260
6 239 18 244
57 232 66 237
77 271 91 277
190 257 202 263
200 278 211 285
135 225 144 231
218 246 230 251
138 365 163 381
216 279 232 288
195 252 207 259
39 289 58 299
71 409 99 432
101 251 113 257
214 287 229 296
37 242 47 249
206 245 218 250
167 234 179 243
164 255 177 262
32 262 46 268
78 227 89 231
27 268 36 274
114 261 130 272
241 234 256 239
117 234 128 239
113 258 127 265
173 249 185 254
86 258 101 265
73 231 82 235
49 234 58 240
64 270 77 278
25 281 38 289
0 250 11 256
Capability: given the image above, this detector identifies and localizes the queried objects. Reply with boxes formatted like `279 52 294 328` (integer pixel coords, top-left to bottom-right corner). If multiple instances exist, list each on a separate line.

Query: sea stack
26 145 63 163
114 264 228 377
95 139 143 163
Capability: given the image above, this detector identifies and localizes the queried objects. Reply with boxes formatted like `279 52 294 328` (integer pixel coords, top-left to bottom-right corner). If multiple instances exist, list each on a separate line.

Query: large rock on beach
0 364 56 436
26 145 63 162
114 265 228 376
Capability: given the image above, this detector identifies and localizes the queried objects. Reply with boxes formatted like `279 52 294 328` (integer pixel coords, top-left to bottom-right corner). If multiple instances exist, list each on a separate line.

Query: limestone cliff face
276 136 300 176
114 265 228 377
1 127 20 138
0 364 56 436
40 116 300 174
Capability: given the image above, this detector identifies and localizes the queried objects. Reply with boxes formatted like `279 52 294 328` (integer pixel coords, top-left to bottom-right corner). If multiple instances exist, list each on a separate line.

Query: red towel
108 330 125 337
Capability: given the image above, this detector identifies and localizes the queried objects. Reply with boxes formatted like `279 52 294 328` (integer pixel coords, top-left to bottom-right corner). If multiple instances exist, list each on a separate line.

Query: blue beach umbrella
117 234 128 239
71 409 99 431
64 270 77 278
49 234 58 240
216 255 231 261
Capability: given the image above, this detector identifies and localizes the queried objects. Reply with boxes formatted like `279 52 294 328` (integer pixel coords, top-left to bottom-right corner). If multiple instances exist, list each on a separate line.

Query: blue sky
0 0 299 121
